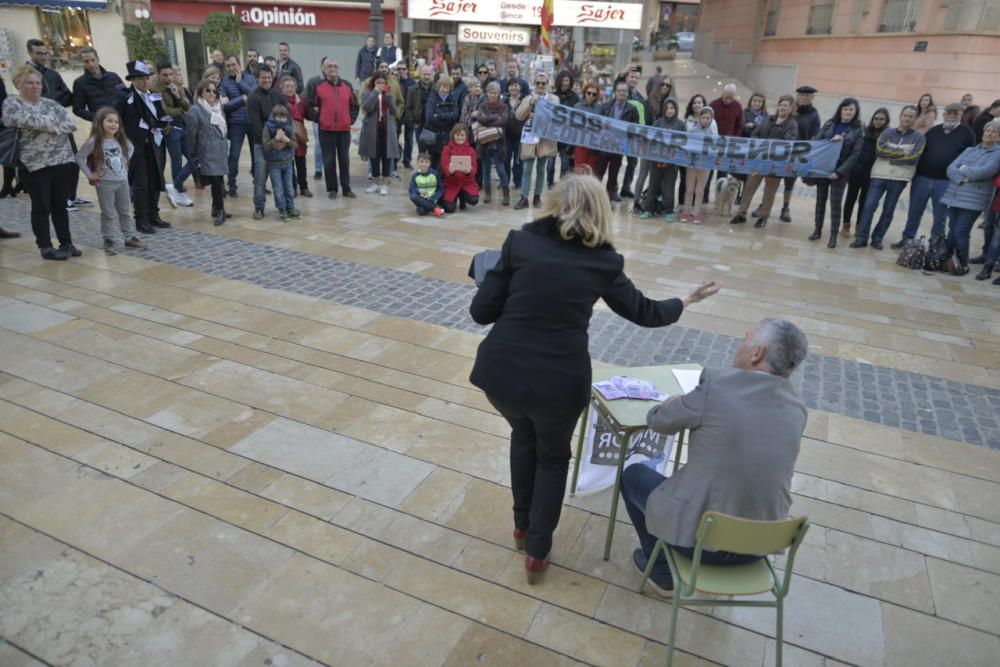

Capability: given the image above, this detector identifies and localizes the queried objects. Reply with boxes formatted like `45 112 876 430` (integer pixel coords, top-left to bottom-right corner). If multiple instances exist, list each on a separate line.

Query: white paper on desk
672 369 702 394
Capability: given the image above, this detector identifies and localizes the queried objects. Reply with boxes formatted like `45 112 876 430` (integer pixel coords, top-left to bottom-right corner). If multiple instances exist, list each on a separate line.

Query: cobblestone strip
2 202 996 448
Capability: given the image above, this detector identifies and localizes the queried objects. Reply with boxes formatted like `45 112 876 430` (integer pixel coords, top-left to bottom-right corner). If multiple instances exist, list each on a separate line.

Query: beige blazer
644 367 807 548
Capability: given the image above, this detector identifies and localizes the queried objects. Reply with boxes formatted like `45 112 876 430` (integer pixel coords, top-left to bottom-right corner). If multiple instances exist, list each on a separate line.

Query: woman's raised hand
683 281 721 308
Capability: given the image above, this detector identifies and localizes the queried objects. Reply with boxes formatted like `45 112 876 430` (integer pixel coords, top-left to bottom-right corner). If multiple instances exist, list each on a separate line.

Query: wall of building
0 7 130 95
695 0 1000 120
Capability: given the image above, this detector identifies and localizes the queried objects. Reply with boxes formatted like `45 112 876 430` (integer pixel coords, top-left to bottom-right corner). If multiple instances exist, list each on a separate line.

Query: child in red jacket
440 123 479 212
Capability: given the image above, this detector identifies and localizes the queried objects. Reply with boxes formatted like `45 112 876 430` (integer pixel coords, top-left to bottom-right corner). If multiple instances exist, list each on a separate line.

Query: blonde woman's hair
202 65 223 81
12 64 42 89
535 174 614 248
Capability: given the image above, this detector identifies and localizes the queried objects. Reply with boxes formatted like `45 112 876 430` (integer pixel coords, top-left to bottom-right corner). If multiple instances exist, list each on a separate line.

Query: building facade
0 0 132 91
695 0 1000 118
150 0 398 85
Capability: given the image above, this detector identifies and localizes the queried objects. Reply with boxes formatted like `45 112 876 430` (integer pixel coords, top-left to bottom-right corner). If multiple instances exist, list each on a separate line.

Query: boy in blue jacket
408 153 444 217
262 105 299 221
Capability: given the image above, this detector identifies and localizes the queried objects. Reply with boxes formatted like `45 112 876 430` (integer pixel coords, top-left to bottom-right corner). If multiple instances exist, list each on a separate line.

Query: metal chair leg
666 590 682 667
775 597 784 667
603 430 631 560
569 401 589 496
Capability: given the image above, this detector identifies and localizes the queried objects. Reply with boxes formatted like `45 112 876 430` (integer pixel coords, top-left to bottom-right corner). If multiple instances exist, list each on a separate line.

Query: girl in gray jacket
943 119 1000 274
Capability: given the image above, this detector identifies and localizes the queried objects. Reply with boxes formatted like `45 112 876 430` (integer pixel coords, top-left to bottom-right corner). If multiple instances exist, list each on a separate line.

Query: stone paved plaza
1 57 998 667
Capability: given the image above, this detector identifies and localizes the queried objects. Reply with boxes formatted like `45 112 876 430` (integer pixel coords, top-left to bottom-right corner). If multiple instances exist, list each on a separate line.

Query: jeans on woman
481 145 509 188
948 206 981 267
981 210 1000 266
23 163 72 249
505 139 523 188
520 156 550 198
166 124 197 190
487 394 580 559
312 122 323 174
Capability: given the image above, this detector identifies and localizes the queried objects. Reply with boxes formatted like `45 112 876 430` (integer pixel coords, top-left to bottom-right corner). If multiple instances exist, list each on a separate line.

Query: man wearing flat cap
892 102 975 247
116 60 172 234
776 86 821 223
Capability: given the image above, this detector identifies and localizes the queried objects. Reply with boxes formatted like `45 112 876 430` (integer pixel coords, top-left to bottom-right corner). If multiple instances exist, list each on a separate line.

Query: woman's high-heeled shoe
525 552 551 585
513 529 527 552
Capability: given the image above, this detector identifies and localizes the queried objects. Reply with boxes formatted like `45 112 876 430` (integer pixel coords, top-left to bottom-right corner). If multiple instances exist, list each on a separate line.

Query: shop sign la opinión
231 4 318 28
408 0 642 30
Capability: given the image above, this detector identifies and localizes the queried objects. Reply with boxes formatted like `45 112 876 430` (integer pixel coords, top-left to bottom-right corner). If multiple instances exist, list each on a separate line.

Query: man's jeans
854 178 908 243
902 175 949 240
252 144 269 211
166 125 196 190
620 463 762 583
312 122 323 174
227 123 247 189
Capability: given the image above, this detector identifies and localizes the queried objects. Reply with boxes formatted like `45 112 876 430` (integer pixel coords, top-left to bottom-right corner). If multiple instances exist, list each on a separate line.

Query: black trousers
204 175 224 213
441 190 478 212
622 155 638 193
130 148 162 225
644 165 678 213
23 163 73 249
319 130 352 194
293 155 308 192
487 394 581 559
595 153 622 194
843 179 870 226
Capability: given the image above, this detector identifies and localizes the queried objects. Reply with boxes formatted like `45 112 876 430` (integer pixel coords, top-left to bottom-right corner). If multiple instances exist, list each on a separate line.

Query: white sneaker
66 199 79 212
177 191 194 207
164 184 179 208
365 184 378 194
379 184 388 196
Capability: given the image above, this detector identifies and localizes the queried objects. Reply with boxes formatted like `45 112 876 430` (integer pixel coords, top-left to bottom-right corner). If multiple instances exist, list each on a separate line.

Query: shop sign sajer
457 23 532 45
407 0 642 30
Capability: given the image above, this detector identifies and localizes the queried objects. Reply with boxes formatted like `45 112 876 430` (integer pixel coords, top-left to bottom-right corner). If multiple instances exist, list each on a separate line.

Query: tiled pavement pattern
2 56 999 667
3 200 997 449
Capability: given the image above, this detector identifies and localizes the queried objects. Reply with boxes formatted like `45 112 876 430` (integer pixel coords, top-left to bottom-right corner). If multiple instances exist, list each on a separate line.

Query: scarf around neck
199 97 227 136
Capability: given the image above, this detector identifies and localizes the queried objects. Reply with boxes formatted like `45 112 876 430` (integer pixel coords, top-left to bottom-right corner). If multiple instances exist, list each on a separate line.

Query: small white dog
713 176 740 217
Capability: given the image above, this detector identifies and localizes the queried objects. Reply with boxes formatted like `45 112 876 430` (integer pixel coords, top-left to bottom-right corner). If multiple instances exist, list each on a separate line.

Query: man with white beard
892 102 976 247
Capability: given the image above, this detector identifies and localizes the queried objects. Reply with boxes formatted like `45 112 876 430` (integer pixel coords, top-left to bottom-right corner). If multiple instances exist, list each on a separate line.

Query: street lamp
369 0 383 45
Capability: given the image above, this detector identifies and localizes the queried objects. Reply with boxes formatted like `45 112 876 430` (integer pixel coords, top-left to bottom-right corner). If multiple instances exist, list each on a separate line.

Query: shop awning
2 0 109 9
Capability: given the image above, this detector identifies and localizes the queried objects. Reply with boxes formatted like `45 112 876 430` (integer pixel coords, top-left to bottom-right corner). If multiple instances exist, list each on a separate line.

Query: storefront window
35 8 93 69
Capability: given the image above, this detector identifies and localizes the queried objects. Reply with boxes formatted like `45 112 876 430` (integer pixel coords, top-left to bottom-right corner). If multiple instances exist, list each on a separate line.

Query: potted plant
653 35 679 61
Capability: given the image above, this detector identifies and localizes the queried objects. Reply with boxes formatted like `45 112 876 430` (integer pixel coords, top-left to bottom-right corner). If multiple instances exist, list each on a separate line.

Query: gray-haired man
620 319 809 596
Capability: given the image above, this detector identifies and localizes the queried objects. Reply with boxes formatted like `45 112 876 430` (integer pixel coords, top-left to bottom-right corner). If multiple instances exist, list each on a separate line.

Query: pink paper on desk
593 376 669 401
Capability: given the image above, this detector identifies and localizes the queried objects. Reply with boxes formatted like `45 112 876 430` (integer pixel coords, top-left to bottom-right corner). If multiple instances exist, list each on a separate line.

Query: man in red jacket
709 83 744 183
308 60 358 198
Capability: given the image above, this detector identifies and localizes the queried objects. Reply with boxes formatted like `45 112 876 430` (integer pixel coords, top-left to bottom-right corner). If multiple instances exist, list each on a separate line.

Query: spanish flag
540 0 554 53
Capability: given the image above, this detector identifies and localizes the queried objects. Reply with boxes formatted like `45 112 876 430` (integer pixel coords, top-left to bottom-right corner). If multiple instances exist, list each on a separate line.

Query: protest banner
575 411 676 495
531 99 840 178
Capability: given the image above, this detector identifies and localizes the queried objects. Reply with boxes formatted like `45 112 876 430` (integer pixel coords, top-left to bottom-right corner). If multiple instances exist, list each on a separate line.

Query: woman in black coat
810 97 864 248
469 174 719 583
842 108 889 233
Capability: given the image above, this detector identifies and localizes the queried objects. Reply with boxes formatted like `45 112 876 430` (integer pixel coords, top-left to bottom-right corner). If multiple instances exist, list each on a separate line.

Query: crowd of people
1 35 998 283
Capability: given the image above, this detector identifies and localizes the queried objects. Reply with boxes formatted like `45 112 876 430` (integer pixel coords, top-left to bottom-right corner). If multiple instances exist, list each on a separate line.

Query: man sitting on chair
620 318 809 595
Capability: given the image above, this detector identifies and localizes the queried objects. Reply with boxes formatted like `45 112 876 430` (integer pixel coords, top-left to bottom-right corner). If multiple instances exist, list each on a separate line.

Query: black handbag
418 127 437 146
468 249 502 286
0 126 21 168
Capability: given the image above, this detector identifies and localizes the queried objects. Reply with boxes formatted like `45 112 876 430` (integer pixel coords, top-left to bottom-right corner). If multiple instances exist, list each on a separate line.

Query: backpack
923 233 952 272
895 236 926 270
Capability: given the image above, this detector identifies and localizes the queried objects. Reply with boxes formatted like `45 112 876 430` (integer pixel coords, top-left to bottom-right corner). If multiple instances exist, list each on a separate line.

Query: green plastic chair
638 512 811 667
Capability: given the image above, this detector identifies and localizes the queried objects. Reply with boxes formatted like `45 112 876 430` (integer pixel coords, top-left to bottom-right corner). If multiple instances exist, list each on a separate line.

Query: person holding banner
469 174 721 584
729 95 800 228
680 107 719 224
572 82 603 175
810 98 865 248
595 81 639 203
513 72 559 210
640 98 684 222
